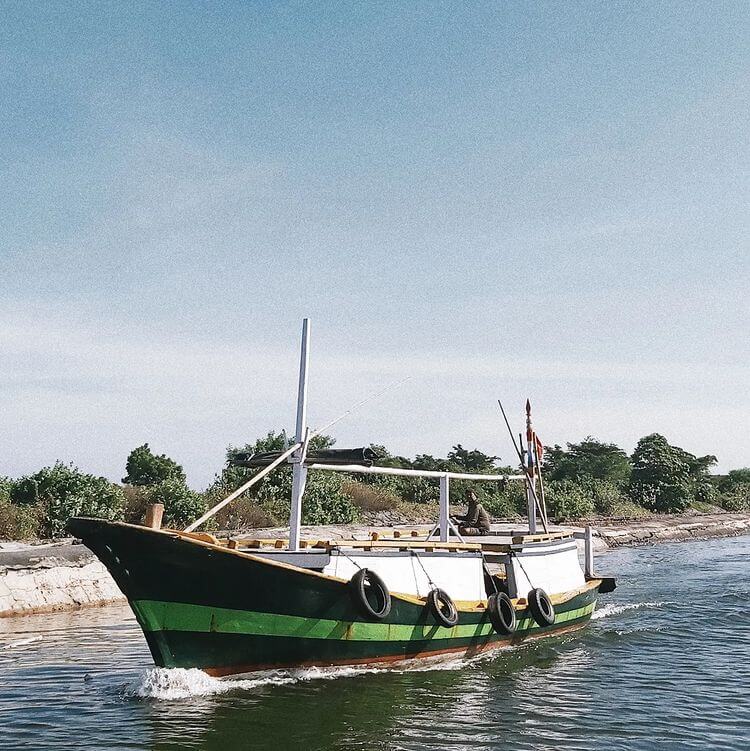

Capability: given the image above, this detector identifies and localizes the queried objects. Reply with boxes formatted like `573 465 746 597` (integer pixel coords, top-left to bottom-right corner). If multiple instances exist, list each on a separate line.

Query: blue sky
2 1 748 488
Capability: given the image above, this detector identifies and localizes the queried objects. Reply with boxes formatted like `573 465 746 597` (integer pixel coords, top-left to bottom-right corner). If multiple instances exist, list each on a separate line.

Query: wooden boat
69 320 615 676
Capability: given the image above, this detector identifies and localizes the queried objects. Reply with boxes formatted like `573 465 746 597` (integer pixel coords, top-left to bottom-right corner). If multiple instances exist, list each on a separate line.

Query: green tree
629 434 693 513
370 444 412 469
543 438 631 484
217 430 336 490
122 444 185 487
447 445 498 473
412 454 450 472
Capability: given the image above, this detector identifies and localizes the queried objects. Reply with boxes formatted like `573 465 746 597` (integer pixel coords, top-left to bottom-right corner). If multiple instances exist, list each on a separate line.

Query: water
1 536 748 751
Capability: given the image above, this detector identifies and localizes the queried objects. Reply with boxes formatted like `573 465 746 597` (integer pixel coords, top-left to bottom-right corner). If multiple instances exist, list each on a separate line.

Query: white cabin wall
507 543 585 597
323 553 486 602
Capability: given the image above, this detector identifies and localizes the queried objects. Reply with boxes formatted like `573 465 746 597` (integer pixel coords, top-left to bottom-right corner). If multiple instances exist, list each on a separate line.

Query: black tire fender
487 592 517 635
427 588 459 627
527 587 555 627
349 568 391 620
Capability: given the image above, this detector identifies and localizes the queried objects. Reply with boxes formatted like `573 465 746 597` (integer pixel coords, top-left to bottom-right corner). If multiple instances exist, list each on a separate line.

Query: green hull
68 518 600 676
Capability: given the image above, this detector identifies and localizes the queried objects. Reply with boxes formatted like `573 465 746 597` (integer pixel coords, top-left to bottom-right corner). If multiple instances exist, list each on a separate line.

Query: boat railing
572 525 596 577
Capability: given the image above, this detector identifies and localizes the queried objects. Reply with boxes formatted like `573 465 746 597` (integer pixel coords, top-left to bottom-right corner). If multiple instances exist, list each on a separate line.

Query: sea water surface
1 536 748 751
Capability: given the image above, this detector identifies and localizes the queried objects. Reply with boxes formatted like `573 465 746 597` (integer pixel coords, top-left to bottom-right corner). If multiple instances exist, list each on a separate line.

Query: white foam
592 602 665 620
2 636 42 650
128 667 297 699
128 649 502 700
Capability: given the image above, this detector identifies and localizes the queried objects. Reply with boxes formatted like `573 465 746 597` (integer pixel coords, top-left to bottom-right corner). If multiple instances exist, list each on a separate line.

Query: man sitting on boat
454 489 491 536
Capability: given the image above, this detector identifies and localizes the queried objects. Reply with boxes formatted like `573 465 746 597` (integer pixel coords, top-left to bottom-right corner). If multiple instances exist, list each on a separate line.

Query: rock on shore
1 512 748 619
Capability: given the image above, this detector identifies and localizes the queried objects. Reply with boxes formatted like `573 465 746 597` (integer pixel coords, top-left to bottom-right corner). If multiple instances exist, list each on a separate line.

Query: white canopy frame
307 462 526 542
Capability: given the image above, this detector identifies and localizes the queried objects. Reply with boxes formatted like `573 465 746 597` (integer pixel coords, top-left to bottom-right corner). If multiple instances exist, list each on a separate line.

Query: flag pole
497 400 548 533
532 432 549 528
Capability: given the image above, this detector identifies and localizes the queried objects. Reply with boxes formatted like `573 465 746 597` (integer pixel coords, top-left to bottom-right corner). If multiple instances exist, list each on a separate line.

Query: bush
0 477 11 504
718 483 750 512
10 476 41 506
569 479 645 518
544 480 596 521
481 492 520 520
482 484 526 519
694 481 718 506
0 497 41 540
209 467 360 528
342 481 399 512
356 473 403 495
148 478 206 529
213 498 279 530
719 468 750 492
401 477 439 505
122 485 150 524
10 463 124 538
45 477 124 538
253 472 293 525
300 472 359 525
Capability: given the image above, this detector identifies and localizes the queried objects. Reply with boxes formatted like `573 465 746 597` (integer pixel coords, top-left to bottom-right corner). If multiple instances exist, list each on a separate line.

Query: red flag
534 432 544 462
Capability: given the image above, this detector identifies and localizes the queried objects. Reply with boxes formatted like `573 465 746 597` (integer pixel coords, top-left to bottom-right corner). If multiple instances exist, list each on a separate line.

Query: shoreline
1 511 749 620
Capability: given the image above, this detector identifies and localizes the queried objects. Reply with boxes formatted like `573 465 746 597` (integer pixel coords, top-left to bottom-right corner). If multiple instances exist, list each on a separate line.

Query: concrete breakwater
0 542 125 618
1 512 749 619
595 512 750 547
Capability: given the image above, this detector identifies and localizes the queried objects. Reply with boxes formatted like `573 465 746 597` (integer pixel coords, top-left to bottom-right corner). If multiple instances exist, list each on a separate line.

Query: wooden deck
170 526 578 555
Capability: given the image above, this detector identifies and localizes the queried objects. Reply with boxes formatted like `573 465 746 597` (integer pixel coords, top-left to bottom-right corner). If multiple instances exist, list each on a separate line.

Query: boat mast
525 399 538 534
288 318 311 551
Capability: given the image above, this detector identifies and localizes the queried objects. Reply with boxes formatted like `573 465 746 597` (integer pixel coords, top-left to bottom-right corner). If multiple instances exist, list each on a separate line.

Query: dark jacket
460 501 491 532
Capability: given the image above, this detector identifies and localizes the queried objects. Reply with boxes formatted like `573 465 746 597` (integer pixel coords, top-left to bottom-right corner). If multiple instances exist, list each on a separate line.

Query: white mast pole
439 474 450 542
288 318 311 551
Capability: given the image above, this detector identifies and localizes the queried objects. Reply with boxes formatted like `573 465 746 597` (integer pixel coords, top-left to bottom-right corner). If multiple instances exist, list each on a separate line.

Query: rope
410 550 438 591
513 551 535 591
333 546 363 571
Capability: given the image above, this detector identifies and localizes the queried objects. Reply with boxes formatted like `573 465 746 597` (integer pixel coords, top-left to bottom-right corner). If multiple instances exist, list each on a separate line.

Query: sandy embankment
1 512 748 619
